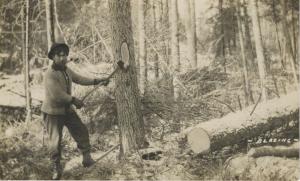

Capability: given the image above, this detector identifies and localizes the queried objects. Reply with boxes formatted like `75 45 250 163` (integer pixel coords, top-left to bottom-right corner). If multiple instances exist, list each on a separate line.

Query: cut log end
187 127 210 154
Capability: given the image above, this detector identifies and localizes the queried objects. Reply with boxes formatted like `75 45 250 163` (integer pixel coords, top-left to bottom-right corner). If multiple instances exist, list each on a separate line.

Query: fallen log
224 154 299 181
247 141 299 158
183 91 299 154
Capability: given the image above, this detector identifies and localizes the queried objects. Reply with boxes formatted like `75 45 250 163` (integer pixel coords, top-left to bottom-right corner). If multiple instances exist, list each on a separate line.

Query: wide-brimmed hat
48 43 69 60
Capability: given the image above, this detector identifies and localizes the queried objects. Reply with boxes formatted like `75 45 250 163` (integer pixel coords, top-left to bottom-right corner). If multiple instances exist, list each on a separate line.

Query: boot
82 152 95 168
52 162 62 180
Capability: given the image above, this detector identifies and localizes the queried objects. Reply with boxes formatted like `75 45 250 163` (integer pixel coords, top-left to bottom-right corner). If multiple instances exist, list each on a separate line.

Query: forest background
0 0 299 180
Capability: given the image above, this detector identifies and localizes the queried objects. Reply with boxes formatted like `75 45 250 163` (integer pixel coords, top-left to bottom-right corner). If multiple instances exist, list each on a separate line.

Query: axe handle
81 67 119 102
95 144 120 163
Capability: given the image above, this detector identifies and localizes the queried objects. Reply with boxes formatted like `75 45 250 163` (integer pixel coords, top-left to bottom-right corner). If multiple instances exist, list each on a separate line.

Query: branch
250 92 262 116
209 97 235 113
7 89 42 103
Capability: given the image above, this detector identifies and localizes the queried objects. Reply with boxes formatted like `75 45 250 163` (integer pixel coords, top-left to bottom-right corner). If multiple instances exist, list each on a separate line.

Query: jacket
41 66 95 115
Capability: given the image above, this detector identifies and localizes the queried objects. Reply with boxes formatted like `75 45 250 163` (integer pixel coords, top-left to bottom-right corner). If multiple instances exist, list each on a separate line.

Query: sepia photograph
0 0 299 180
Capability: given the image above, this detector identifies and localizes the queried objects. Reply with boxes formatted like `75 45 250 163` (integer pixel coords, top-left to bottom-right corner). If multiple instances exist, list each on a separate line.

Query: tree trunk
184 91 299 153
230 4 237 49
291 6 297 62
164 0 169 64
250 0 267 102
280 0 298 88
138 0 148 96
169 0 180 100
271 0 285 69
45 0 55 50
152 0 159 79
108 0 146 156
92 18 96 64
186 0 197 68
242 0 256 72
236 0 254 106
248 142 299 158
21 2 27 107
25 0 32 122
217 0 226 72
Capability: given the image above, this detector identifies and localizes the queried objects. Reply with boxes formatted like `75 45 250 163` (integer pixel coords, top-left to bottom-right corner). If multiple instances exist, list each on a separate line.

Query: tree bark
248 141 299 158
280 0 298 88
184 91 299 153
271 0 285 69
138 0 148 96
236 0 254 106
164 0 169 64
25 0 32 122
152 0 159 79
108 0 146 156
291 5 297 62
250 0 267 102
21 2 27 107
45 0 55 50
92 18 96 64
242 0 256 72
217 0 226 72
169 0 180 100
186 0 197 68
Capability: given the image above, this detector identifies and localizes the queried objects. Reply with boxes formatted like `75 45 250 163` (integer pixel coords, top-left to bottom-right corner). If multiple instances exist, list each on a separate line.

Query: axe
81 60 125 102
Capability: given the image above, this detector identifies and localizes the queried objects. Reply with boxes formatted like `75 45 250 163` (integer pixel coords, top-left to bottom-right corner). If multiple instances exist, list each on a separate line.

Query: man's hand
94 78 110 86
72 97 84 109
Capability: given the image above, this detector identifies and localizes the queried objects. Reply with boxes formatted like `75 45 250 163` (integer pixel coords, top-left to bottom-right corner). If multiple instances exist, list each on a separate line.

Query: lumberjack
41 43 109 180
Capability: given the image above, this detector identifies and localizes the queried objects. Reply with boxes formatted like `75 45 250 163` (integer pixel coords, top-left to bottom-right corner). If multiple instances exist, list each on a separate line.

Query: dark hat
48 43 69 60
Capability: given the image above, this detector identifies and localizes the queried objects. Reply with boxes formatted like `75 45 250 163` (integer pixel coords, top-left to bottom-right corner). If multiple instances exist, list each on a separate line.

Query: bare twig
78 41 103 54
265 86 280 98
237 95 242 111
7 89 42 103
209 97 235 113
250 92 262 116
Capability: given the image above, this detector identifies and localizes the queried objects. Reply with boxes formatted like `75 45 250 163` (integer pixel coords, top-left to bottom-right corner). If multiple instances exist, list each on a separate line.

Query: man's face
53 50 67 67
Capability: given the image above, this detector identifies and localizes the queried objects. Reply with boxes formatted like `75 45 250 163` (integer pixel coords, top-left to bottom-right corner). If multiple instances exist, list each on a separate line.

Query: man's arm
67 68 95 86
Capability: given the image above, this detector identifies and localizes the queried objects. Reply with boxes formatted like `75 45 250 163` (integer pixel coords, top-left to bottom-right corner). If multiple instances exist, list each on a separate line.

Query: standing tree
236 0 254 106
138 0 147 95
250 0 267 102
45 0 55 50
160 0 169 67
186 0 197 67
24 0 32 122
241 0 256 72
216 0 226 72
169 0 180 100
21 1 26 105
152 0 159 79
280 0 298 88
109 0 146 156
271 0 284 69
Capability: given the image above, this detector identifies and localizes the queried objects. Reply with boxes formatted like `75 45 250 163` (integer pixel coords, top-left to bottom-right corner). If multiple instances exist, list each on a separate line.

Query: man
41 43 109 180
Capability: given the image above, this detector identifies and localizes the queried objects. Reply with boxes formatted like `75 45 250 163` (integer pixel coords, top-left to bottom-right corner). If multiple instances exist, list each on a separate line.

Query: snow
0 73 43 107
183 91 299 138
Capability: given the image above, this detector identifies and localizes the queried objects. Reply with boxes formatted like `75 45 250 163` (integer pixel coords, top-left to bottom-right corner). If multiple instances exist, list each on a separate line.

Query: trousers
43 109 91 163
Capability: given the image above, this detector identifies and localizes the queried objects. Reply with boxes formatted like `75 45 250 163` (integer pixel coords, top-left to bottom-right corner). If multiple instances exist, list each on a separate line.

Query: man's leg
44 113 64 179
65 110 95 167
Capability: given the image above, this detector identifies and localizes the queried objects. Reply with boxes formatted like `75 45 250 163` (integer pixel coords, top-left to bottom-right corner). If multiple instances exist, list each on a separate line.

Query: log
187 127 210 154
224 154 299 181
248 141 299 158
184 91 299 153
